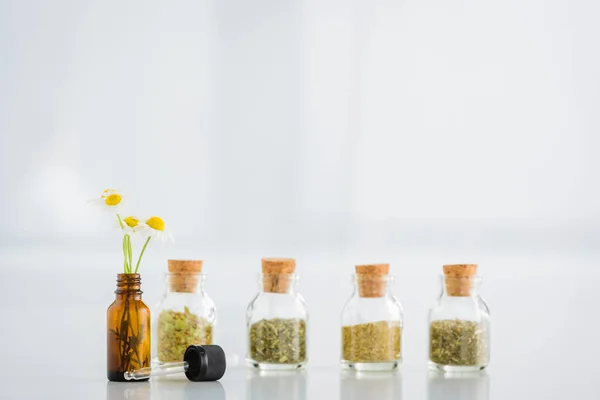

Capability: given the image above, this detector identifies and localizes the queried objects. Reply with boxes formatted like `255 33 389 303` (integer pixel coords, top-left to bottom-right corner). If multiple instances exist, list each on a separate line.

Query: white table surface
1 250 599 399
3 363 600 399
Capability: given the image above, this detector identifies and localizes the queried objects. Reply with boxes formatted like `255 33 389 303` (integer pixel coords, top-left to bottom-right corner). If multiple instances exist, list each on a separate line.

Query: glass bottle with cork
428 264 490 372
341 263 403 371
154 260 216 363
246 258 308 370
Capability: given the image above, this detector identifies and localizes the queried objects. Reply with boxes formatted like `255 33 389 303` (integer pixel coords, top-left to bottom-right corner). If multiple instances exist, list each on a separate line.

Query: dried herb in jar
249 318 307 364
430 319 486 366
158 306 213 362
342 321 401 362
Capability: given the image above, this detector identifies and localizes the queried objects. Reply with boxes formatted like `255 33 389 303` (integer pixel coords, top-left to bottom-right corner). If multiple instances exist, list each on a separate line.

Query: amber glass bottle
107 274 151 381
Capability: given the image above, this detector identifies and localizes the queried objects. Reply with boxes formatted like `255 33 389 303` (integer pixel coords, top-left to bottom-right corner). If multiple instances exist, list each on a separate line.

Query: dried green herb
157 307 213 362
429 319 487 366
249 318 307 364
342 321 401 362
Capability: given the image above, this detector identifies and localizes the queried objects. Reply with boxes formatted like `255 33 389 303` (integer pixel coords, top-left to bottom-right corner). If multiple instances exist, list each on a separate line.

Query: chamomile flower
89 188 124 210
144 216 174 244
103 190 122 206
122 215 144 234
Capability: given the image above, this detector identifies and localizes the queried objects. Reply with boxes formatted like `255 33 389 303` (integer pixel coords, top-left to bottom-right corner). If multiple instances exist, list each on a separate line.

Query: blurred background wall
0 0 598 374
1 0 599 252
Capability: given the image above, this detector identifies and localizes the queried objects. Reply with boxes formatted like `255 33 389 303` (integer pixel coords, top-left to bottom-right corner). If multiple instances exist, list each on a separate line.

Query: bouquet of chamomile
90 189 172 273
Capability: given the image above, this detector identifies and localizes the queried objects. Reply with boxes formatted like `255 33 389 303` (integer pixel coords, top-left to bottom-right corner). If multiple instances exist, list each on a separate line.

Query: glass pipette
125 361 190 380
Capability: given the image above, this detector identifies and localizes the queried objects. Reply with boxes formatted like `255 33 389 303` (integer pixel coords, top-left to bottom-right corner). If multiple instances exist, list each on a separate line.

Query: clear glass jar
341 272 403 371
428 270 490 372
154 271 216 363
246 273 308 370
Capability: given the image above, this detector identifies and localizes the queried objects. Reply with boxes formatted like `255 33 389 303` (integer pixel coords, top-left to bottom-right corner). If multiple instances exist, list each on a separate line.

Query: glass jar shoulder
247 292 308 324
156 291 216 322
429 294 490 322
341 294 403 325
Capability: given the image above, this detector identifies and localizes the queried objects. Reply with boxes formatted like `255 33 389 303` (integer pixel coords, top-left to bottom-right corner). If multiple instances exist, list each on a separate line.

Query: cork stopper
355 263 390 298
443 264 477 296
168 260 203 293
261 258 296 293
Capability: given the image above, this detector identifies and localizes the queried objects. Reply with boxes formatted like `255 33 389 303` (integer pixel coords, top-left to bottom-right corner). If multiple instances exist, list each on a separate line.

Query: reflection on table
339 370 402 400
428 370 489 400
246 369 307 400
106 381 151 400
106 379 225 400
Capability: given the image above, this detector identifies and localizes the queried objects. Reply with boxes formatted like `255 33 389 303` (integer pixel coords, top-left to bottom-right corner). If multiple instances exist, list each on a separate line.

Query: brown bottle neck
115 274 143 300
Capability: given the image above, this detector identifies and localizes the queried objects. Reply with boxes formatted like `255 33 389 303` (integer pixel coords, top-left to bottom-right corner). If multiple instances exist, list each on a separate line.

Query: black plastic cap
183 345 227 382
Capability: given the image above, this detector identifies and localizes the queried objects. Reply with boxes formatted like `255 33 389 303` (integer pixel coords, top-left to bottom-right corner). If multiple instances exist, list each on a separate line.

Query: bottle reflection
106 380 225 400
428 371 489 400
106 382 151 400
340 370 402 400
246 369 307 400
150 379 225 400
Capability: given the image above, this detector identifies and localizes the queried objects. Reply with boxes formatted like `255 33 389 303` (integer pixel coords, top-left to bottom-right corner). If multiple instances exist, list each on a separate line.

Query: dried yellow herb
249 318 307 364
429 319 487 366
342 321 401 362
157 307 213 362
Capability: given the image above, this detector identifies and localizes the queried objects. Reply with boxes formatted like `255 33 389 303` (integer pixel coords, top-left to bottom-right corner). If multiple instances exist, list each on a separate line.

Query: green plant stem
134 237 152 274
117 214 130 273
126 235 132 273
116 214 125 229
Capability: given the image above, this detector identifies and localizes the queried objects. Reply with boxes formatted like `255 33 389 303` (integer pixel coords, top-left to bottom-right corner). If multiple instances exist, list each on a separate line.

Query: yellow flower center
104 193 122 206
146 216 165 231
124 216 139 228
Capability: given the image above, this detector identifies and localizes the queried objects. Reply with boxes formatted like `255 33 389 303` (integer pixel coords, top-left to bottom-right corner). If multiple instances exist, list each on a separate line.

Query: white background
0 0 599 398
